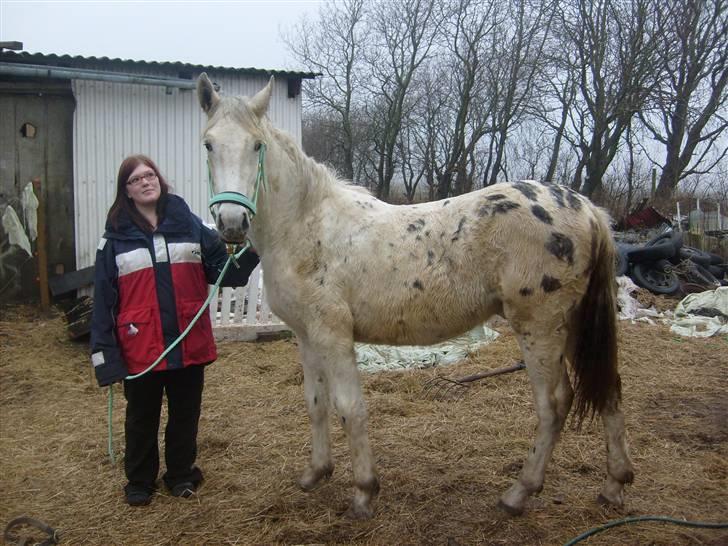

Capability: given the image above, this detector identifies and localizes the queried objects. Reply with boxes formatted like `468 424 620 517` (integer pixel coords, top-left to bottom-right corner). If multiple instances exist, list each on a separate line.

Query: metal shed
0 50 316 301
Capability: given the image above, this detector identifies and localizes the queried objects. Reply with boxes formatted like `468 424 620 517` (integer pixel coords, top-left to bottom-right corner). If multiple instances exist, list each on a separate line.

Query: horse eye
254 141 261 151
204 142 213 152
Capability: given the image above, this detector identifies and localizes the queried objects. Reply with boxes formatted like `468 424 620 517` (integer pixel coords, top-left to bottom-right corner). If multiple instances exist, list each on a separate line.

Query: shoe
170 481 196 498
125 486 153 506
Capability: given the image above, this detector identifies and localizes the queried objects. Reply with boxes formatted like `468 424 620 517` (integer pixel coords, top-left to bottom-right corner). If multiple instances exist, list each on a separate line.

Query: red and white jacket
90 195 259 386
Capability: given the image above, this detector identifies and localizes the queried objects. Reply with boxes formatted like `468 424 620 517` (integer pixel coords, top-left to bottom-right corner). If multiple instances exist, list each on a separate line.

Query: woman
90 155 259 506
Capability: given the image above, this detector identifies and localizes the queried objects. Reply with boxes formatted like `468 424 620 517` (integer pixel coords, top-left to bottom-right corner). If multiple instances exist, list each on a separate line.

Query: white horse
197 74 634 519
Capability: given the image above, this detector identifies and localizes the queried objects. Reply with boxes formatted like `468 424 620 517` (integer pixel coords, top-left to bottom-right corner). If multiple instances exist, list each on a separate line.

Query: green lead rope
107 242 250 464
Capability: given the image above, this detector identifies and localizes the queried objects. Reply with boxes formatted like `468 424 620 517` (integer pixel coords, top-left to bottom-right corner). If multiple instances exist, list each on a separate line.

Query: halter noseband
207 142 268 218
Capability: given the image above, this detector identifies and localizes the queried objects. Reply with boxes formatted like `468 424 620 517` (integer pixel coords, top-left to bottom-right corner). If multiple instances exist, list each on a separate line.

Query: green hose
564 515 728 545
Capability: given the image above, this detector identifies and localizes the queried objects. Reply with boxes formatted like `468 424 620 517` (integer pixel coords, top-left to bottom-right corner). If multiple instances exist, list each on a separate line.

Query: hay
1 304 726 545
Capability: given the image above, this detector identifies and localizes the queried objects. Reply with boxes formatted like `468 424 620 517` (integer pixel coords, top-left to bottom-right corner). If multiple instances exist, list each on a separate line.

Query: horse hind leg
498 327 569 516
297 341 334 491
598 394 634 507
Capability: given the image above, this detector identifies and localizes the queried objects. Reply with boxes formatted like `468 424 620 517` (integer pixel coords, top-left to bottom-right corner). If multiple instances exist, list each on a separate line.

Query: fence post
32 177 50 311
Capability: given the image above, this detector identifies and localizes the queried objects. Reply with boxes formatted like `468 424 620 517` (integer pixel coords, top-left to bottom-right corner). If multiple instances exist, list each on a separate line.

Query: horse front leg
297 340 334 491
330 352 380 519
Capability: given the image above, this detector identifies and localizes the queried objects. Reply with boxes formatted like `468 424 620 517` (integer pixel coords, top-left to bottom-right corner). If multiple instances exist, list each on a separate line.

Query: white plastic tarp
355 325 500 373
670 287 728 338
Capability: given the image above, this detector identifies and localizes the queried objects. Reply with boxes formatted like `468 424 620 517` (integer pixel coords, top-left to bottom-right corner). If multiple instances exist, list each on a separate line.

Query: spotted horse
197 74 634 519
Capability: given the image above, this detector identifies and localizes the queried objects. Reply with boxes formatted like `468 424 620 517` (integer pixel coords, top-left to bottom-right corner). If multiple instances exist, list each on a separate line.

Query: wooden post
32 177 50 311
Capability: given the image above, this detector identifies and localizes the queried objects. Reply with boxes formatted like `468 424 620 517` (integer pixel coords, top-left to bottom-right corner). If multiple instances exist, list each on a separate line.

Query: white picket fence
209 265 289 341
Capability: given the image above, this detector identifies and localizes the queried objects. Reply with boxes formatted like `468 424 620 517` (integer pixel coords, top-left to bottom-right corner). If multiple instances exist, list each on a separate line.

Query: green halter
207 142 268 217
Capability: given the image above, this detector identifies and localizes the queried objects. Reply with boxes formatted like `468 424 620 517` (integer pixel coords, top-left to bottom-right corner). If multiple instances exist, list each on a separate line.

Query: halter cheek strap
207 142 268 218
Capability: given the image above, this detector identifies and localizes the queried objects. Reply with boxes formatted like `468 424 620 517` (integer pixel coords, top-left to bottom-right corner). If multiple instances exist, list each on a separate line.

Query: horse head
197 72 273 243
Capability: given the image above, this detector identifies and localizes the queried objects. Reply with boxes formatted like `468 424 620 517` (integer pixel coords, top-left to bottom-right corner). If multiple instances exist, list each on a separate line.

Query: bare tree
560 0 664 197
284 0 366 181
640 0 728 202
361 0 439 200
482 0 557 187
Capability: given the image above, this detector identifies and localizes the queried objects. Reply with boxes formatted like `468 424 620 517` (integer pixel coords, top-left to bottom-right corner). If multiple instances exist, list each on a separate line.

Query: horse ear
249 76 274 118
197 72 220 115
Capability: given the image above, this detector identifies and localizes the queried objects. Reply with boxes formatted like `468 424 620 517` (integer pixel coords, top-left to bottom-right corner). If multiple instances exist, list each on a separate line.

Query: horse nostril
242 213 250 231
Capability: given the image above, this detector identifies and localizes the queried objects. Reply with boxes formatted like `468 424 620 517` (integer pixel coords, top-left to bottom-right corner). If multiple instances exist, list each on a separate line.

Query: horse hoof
497 499 524 516
344 504 373 520
597 493 623 508
298 465 333 492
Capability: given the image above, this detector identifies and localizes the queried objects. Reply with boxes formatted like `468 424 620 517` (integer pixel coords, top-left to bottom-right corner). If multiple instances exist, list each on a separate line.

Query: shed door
0 80 75 302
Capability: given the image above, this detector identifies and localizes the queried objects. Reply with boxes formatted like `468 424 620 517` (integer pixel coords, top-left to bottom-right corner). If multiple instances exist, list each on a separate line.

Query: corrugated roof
0 50 319 79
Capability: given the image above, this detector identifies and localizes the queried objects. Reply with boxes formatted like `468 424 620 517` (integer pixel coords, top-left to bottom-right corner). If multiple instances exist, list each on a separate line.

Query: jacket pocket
178 300 216 364
116 307 164 372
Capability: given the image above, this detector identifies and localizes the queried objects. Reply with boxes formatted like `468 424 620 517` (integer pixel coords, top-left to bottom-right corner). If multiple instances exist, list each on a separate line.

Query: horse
196 73 634 519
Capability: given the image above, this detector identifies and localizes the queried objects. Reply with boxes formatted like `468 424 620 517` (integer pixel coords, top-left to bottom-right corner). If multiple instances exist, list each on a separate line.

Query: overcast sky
0 0 322 70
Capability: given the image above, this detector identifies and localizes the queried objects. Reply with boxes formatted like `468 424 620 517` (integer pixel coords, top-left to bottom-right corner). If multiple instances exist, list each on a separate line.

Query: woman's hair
107 154 170 232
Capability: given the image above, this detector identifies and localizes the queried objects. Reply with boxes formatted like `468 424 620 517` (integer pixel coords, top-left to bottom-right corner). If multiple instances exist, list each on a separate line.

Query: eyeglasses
127 171 158 186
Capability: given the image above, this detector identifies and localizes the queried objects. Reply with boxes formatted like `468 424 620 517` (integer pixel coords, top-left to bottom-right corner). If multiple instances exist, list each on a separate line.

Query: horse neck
251 138 334 253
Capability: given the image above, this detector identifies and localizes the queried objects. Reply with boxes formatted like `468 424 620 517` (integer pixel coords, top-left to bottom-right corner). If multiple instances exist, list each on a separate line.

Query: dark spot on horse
512 181 538 201
566 189 582 210
494 201 520 214
362 267 367 274
520 287 533 296
389 242 395 247
425 230 431 237
317 240 321 246
487 194 507 201
541 275 562 292
314 396 318 405
531 204 553 224
318 277 324 286
440 231 445 238
477 204 490 217
427 250 435 266
341 416 346 425
413 279 424 291
546 232 575 265
443 200 450 206
451 216 467 242
416 235 422 241
549 185 566 208
408 219 425 232
344 256 348 264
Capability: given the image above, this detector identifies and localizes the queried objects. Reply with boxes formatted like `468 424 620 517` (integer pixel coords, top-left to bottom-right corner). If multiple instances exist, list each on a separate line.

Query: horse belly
351 291 501 346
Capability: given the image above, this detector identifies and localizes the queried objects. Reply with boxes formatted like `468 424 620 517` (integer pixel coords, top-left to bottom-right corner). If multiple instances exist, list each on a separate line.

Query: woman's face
125 163 161 208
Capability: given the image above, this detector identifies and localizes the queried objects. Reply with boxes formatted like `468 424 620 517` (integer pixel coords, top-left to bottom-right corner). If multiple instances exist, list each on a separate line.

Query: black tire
708 265 726 279
647 230 683 250
615 244 634 276
684 261 720 287
709 253 724 266
679 246 712 266
626 239 676 263
630 260 680 294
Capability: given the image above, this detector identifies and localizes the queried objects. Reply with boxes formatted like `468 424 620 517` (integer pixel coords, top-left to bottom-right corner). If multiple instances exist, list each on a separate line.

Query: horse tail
570 210 621 426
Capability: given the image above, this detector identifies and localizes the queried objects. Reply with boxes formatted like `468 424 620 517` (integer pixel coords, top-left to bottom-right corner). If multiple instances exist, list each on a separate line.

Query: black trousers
123 365 205 491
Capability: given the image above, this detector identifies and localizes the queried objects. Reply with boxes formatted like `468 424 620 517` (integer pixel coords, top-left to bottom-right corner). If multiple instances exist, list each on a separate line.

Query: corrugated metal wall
73 72 301 269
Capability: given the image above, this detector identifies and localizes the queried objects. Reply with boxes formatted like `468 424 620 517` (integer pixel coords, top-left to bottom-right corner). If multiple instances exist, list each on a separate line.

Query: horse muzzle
216 204 251 243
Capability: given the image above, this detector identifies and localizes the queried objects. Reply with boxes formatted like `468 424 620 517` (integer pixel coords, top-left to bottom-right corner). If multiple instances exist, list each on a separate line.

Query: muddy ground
0 304 726 545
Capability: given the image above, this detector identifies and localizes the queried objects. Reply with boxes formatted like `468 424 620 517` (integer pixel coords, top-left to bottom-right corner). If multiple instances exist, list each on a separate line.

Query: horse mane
209 95 370 200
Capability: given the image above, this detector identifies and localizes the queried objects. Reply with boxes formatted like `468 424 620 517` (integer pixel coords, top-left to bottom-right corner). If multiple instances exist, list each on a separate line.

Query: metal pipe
0 62 197 88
